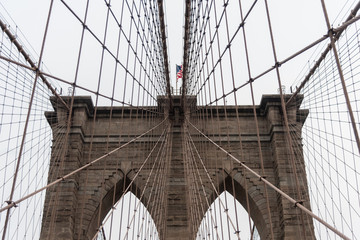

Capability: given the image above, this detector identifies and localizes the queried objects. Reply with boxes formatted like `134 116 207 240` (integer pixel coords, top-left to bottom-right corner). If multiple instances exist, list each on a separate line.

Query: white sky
0 0 352 96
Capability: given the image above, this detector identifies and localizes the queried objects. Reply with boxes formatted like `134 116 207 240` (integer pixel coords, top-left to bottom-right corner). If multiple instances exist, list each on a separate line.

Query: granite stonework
40 95 314 239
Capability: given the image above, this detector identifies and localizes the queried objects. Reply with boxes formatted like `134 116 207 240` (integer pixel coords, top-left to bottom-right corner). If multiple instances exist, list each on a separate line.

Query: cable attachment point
328 27 335 36
294 200 304 208
5 200 17 208
57 176 65 181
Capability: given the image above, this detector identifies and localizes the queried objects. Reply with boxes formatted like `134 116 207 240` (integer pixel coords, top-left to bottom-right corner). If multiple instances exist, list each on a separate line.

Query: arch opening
84 172 163 240
96 191 159 240
196 191 260 240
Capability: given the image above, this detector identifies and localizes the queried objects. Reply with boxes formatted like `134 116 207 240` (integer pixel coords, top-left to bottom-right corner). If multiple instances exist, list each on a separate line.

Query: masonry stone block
40 95 314 239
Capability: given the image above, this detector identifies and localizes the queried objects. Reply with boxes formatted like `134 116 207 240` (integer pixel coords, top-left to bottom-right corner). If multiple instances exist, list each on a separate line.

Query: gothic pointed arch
81 171 162 239
198 173 279 239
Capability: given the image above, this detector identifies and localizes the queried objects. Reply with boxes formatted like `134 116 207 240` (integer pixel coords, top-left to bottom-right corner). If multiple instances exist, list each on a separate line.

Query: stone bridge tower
40 94 314 239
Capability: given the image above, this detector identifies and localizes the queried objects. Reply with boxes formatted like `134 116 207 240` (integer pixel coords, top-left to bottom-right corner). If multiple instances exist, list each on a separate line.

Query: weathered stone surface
40 95 314 239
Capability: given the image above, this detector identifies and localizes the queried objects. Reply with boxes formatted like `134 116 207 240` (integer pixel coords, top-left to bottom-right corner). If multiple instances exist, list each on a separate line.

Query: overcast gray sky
0 0 352 99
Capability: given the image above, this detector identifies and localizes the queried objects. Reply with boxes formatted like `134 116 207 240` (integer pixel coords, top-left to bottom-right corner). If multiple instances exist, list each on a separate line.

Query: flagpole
176 64 178 94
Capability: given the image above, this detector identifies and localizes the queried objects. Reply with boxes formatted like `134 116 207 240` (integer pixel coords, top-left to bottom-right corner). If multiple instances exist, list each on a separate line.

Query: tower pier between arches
40 94 314 239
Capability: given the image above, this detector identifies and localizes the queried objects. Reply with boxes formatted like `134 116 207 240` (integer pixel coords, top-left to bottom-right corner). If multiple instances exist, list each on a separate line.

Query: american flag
176 64 182 81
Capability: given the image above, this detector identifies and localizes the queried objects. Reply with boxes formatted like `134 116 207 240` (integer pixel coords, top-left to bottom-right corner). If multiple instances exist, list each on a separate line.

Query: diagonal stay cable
186 117 351 240
156 0 172 101
184 134 221 239
185 124 243 239
189 0 258 98
0 18 69 111
120 129 169 240
92 124 169 240
320 0 360 155
1 1 55 238
0 55 162 115
287 1 360 106
191 3 360 110
186 31 330 113
60 0 165 98
0 118 168 214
